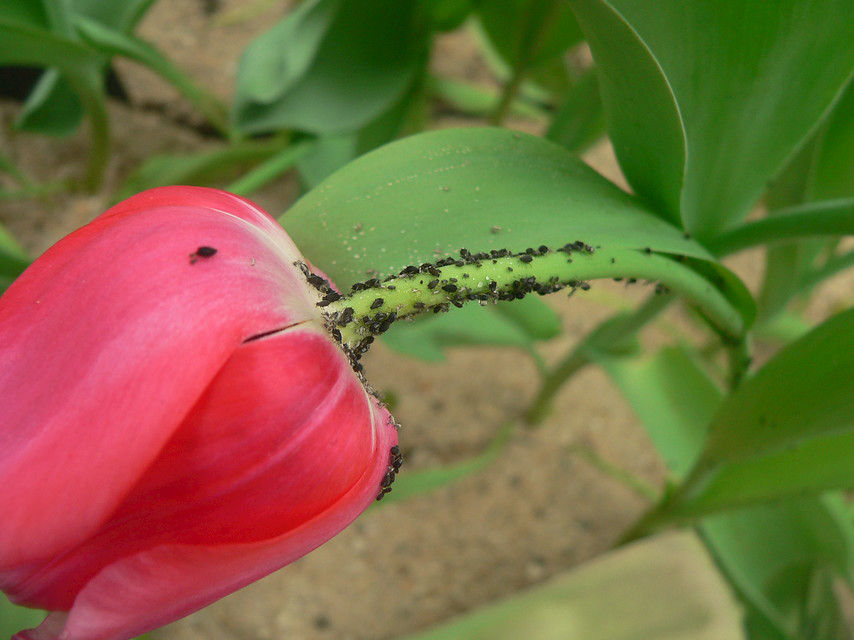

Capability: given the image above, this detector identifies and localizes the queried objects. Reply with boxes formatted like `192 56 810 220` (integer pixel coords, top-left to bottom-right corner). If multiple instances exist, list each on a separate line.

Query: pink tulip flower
0 187 400 640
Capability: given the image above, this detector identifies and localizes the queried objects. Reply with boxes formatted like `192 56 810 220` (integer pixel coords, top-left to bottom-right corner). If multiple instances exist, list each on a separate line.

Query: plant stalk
316 245 745 368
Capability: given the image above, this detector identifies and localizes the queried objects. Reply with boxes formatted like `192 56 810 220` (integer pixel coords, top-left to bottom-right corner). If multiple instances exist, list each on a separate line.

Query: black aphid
427 279 439 289
338 307 355 327
370 298 384 309
441 283 458 293
189 246 217 264
519 254 533 263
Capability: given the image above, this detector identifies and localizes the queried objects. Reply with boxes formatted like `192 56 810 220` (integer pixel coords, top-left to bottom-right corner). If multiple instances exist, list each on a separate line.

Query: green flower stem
525 291 673 425
322 246 745 361
69 69 109 192
489 0 562 126
706 198 854 256
226 140 314 196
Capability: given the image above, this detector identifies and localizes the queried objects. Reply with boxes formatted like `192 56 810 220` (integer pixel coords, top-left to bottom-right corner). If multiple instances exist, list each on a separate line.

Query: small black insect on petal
189 246 217 264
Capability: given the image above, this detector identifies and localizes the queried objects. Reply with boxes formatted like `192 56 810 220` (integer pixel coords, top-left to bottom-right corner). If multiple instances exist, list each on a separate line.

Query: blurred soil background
1 1 852 638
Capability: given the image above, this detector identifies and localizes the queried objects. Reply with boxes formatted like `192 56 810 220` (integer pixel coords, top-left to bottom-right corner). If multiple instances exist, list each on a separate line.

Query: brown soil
1 1 852 638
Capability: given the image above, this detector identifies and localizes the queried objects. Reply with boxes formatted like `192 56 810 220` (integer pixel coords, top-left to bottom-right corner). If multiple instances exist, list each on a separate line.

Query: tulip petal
7 327 397 640
0 187 322 570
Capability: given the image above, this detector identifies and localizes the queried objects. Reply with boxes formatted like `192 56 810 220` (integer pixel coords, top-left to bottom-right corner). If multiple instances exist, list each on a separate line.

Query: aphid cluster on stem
301 242 608 375
376 444 404 501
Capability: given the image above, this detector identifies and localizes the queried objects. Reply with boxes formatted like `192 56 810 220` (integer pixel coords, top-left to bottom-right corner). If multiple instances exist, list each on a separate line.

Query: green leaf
702 495 854 639
545 67 605 154
475 0 583 86
758 84 854 322
235 0 341 104
73 15 228 133
233 0 429 135
281 127 713 290
116 140 286 200
382 301 550 362
70 0 158 33
376 422 514 505
663 307 854 518
0 16 96 69
569 0 854 237
426 0 473 31
15 68 84 136
400 532 743 640
810 81 854 202
599 345 722 479
491 295 560 341
0 594 43 639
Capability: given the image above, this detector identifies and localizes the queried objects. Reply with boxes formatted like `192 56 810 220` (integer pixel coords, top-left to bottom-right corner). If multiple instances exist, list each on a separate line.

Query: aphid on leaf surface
189 246 217 264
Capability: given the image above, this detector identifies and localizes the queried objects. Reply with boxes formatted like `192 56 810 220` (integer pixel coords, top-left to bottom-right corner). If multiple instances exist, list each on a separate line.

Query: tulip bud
0 187 399 640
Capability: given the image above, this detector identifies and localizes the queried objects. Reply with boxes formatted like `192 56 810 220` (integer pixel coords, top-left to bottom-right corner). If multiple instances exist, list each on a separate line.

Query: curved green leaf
235 0 341 104
702 495 854 639
0 594 43 640
382 299 556 362
233 0 428 135
666 306 854 518
282 127 712 290
15 68 84 137
570 0 854 237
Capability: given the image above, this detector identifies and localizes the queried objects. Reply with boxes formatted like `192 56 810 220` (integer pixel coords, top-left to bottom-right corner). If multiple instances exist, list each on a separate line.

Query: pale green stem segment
322 247 744 356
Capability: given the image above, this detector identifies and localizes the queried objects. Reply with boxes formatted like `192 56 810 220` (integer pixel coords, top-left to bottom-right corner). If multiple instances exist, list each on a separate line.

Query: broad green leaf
599 345 722 478
491 295 560 340
475 0 583 95
0 594 43 639
0 2 49 28
401 532 743 640
663 307 854 518
0 17 96 69
235 0 340 104
15 68 84 136
233 0 429 136
282 127 713 290
702 495 854 639
382 300 549 362
427 0 473 31
545 67 604 154
569 0 854 237
296 79 422 188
